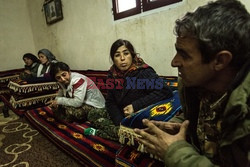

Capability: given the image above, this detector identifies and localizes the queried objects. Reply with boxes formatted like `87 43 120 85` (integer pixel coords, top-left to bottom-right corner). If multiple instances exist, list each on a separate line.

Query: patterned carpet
0 107 83 167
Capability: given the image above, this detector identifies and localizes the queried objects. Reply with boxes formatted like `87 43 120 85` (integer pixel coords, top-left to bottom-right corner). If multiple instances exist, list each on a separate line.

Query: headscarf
37 49 57 77
110 55 149 78
38 49 56 63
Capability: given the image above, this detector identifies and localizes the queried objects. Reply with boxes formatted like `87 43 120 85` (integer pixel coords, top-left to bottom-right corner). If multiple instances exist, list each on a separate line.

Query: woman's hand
24 69 31 74
46 100 58 109
123 104 134 116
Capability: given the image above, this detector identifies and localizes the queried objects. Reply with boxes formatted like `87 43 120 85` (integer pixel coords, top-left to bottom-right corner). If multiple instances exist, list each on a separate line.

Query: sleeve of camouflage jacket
163 140 219 167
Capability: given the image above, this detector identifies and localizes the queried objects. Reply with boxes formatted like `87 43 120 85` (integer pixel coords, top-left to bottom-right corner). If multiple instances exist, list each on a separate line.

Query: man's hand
134 119 189 159
123 104 134 116
150 120 182 135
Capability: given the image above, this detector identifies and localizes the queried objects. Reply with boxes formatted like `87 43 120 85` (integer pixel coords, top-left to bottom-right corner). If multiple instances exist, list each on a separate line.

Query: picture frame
43 0 63 25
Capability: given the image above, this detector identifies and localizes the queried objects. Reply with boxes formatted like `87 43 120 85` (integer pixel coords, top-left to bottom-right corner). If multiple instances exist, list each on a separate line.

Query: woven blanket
9 93 57 109
0 74 20 95
0 69 22 91
8 80 59 94
116 145 164 167
0 94 26 116
6 80 59 110
0 69 23 77
0 92 56 116
119 91 181 157
25 106 121 167
0 74 19 84
0 89 10 95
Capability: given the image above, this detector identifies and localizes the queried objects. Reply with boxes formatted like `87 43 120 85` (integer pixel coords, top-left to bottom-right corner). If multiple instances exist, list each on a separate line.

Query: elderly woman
86 39 173 140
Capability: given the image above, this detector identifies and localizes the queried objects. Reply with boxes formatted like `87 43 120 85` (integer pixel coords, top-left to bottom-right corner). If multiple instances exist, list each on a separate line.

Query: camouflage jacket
164 71 250 167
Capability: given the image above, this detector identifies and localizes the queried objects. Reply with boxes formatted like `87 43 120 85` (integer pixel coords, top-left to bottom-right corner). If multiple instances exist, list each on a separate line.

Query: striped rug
25 106 121 167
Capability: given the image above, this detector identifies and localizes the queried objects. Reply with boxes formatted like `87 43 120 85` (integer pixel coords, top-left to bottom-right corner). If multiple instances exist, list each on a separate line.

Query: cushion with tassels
7 79 59 109
118 90 181 159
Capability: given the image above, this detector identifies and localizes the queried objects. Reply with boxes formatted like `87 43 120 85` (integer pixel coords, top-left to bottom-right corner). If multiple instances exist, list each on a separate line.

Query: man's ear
213 51 232 71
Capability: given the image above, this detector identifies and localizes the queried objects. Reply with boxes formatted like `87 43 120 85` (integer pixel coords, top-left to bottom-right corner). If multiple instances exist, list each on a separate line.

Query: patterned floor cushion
25 106 121 167
0 74 19 95
9 93 58 109
116 145 164 167
25 107 166 167
118 90 181 158
0 94 26 116
8 80 59 94
7 80 59 109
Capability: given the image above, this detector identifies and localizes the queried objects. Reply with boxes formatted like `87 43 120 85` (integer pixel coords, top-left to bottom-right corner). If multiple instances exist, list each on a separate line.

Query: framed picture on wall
44 0 63 25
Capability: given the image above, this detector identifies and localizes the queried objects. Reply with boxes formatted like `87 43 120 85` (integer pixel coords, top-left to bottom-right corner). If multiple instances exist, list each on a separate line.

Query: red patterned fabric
25 106 121 167
25 106 169 167
0 68 23 77
1 69 179 167
116 145 164 167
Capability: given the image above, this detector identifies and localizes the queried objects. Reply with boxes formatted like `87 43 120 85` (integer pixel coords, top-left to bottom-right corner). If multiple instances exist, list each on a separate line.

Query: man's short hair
175 0 250 68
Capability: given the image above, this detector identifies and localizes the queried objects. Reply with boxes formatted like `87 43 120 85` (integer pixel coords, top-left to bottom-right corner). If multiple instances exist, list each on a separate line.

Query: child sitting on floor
47 61 105 122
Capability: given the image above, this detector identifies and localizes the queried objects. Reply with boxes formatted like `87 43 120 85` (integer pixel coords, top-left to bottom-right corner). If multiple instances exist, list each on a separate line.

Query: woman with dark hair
47 61 105 122
20 53 40 80
86 39 173 140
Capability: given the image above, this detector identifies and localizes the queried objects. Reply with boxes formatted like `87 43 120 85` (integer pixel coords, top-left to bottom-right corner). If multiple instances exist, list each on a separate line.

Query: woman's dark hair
23 53 39 63
110 39 137 61
50 62 70 80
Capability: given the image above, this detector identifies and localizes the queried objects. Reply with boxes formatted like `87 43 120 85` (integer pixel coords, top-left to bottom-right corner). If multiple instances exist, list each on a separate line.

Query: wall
0 0 36 71
1 0 250 76
28 0 212 76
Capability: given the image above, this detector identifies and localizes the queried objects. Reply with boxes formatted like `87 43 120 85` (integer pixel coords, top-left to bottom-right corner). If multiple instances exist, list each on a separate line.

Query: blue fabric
120 90 181 129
